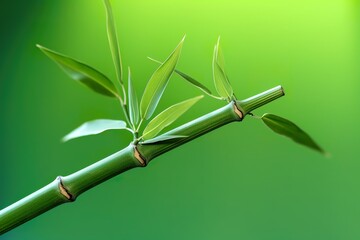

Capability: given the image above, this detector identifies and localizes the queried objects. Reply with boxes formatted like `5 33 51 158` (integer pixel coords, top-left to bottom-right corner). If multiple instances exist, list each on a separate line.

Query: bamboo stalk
0 85 284 235
0 145 141 234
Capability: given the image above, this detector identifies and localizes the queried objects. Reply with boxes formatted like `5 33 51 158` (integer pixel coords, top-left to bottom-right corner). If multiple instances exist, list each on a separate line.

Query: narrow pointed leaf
142 95 203 140
213 58 233 99
37 45 118 97
262 113 325 154
104 0 123 85
140 36 185 120
216 37 226 71
174 69 212 95
148 57 212 95
141 135 187 145
212 40 233 100
63 119 128 142
128 67 139 126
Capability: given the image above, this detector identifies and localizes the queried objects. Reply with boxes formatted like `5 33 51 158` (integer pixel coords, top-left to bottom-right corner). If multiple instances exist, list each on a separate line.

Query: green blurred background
1 0 359 239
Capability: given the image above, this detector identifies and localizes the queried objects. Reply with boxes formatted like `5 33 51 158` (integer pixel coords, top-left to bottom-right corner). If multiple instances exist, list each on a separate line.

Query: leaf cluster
37 1 203 145
37 0 325 155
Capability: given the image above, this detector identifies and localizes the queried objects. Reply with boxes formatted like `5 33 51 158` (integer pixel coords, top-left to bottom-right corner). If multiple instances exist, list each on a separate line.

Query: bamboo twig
0 86 284 235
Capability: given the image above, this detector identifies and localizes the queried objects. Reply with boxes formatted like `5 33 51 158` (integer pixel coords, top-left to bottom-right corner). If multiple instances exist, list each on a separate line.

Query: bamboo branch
0 85 284 235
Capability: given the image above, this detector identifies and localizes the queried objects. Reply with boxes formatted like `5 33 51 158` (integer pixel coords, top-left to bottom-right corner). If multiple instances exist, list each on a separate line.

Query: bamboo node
133 146 146 167
233 102 243 120
57 176 73 201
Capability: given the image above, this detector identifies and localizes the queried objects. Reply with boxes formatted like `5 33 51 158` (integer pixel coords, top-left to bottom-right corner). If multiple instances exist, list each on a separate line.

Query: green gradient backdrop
1 0 359 239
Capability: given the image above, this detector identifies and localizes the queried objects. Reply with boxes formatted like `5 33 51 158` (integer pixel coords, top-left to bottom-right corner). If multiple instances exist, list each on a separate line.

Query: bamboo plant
0 0 326 235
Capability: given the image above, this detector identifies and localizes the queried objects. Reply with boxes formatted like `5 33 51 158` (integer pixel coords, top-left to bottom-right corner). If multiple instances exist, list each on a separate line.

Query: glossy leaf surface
212 38 233 100
63 119 128 142
37 45 118 97
140 36 185 120
142 95 203 140
262 113 325 154
174 69 212 95
128 67 139 126
104 0 123 85
148 57 212 95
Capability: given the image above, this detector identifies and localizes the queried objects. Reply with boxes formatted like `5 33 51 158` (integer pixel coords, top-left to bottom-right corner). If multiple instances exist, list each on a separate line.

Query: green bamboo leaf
128 67 139 126
140 36 185 120
212 38 233 100
103 0 123 85
216 37 226 70
262 113 325 154
174 69 212 95
140 135 187 145
37 45 118 98
63 119 130 142
147 57 212 95
142 95 203 140
213 60 233 99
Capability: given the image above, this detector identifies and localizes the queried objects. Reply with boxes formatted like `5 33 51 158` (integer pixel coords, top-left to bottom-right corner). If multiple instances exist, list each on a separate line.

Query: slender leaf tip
128 66 140 126
261 113 327 156
36 44 46 51
103 0 124 87
36 44 119 98
62 119 130 142
181 34 186 42
140 36 186 120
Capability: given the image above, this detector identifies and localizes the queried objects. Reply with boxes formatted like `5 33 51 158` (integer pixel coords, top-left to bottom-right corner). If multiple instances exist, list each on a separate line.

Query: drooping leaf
140 36 185 120
37 45 118 98
142 95 203 140
140 135 187 145
261 113 325 154
147 57 212 95
128 67 139 126
212 38 233 100
103 0 123 85
63 119 129 142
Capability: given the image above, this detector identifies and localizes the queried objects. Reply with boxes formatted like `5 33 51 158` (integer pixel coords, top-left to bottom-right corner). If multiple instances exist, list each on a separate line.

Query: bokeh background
1 0 359 239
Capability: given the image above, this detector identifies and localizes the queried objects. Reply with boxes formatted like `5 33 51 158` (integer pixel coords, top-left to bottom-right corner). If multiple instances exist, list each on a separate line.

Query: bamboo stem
236 85 285 114
0 85 284 235
137 101 240 162
0 179 66 234
0 145 142 234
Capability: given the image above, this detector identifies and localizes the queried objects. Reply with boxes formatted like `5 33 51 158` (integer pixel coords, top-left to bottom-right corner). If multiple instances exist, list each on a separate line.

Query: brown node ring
57 176 73 201
233 102 244 120
133 145 146 167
